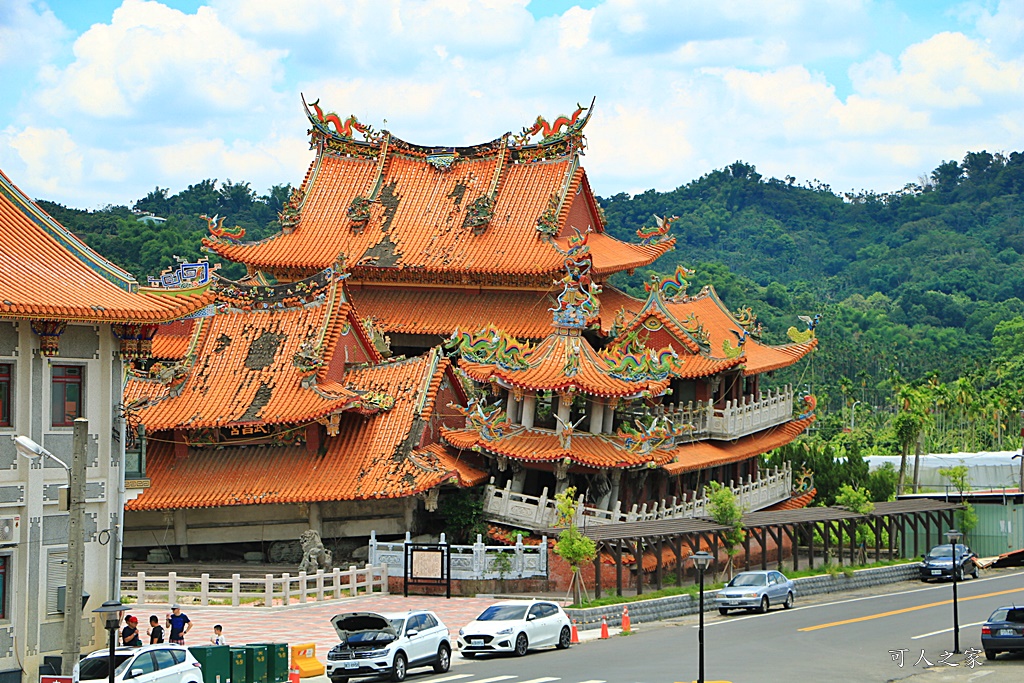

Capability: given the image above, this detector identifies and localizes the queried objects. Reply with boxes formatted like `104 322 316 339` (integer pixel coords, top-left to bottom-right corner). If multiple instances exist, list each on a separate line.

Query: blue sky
2 0 1022 208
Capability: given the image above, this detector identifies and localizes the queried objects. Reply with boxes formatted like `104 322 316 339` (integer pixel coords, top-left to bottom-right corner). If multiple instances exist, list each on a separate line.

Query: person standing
166 604 192 645
148 615 164 644
120 615 142 647
210 624 227 646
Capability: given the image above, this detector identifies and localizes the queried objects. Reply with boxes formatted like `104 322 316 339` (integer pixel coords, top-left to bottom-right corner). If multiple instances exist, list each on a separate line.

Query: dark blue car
981 605 1024 660
918 543 978 581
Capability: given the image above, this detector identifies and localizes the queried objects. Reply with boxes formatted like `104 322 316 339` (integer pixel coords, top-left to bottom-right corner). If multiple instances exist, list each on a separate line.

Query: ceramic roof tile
661 417 816 475
150 320 196 360
126 350 485 510
125 277 360 430
0 168 212 322
206 144 669 277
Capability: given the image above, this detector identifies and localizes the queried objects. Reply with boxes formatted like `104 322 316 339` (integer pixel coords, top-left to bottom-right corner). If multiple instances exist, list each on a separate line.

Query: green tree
938 464 978 540
834 484 874 563
706 481 745 580
553 486 597 605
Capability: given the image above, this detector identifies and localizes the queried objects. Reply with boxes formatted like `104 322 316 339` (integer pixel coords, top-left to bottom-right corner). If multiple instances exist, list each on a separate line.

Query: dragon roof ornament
202 213 244 242
787 313 821 343
513 97 595 151
636 214 677 247
445 324 532 370
303 94 382 143
550 227 601 330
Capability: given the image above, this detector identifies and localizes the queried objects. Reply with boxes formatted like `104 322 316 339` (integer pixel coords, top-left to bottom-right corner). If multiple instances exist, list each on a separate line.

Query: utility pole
62 418 88 675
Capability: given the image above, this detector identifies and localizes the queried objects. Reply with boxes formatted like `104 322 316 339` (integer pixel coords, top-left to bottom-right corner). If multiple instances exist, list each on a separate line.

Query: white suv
327 610 451 683
73 645 203 683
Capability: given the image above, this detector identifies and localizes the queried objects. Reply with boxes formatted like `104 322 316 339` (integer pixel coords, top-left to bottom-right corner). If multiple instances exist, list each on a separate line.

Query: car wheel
955 566 963 581
514 632 529 657
556 626 572 649
971 565 979 579
783 592 794 609
758 596 769 614
985 650 998 661
390 652 407 682
433 643 451 673
718 608 730 616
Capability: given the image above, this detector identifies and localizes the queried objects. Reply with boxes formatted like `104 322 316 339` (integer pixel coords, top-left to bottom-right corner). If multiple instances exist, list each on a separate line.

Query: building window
0 555 7 619
0 364 9 427
51 365 82 427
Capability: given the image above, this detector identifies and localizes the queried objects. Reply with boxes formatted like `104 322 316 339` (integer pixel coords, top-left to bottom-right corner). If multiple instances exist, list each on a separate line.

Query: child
148 615 164 644
210 624 227 646
120 615 142 647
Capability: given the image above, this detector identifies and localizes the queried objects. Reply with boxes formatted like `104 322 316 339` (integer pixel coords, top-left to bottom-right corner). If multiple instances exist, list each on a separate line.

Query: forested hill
32 151 1024 452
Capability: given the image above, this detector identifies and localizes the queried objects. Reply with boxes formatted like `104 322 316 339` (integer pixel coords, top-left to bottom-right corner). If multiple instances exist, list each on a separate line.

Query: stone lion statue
298 529 333 573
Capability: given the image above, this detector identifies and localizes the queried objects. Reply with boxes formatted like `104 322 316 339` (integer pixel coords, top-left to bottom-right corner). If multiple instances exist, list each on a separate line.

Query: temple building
124 97 818 556
0 169 211 680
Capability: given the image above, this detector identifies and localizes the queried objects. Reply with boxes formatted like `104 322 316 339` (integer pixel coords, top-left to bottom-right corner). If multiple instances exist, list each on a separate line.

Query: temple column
603 402 615 434
588 398 604 434
505 390 518 425
557 392 572 426
308 502 323 536
596 469 613 509
174 509 189 559
607 470 622 511
510 464 527 493
522 392 536 428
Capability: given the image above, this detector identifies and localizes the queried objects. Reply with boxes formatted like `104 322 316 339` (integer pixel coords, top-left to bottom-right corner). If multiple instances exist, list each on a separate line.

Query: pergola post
654 538 664 591
615 542 623 597
673 536 684 587
594 545 603 599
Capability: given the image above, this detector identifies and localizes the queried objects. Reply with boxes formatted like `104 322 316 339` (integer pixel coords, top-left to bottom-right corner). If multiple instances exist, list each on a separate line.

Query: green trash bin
229 647 248 683
243 645 268 683
189 645 231 683
247 643 288 683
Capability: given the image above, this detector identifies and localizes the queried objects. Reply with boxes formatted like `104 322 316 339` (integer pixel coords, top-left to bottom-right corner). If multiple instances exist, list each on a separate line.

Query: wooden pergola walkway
574 499 961 598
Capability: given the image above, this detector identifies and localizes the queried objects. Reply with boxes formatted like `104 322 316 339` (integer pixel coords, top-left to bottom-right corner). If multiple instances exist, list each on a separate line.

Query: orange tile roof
659 287 818 375
0 168 212 322
441 426 675 470
205 142 670 278
149 320 196 360
767 487 817 511
124 275 364 430
127 349 486 510
457 328 671 398
661 417 816 475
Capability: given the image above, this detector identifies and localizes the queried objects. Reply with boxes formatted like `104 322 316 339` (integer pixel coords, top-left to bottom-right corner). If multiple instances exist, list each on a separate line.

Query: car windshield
475 605 528 621
926 545 954 559
728 574 767 587
989 608 1024 623
389 619 405 634
78 655 134 680
345 630 395 645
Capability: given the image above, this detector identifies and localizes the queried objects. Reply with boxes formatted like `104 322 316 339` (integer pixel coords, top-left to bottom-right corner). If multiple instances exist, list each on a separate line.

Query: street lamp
94 601 128 683
850 400 862 431
14 427 88 674
946 529 962 654
690 551 713 683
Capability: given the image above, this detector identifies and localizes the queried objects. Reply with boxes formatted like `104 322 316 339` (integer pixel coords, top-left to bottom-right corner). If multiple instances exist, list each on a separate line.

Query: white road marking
912 621 987 639
422 676 474 683
575 680 606 683
518 678 561 683
470 677 519 683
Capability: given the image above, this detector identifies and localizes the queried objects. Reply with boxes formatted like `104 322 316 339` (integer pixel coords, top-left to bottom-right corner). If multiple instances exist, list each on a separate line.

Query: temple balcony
482 461 793 531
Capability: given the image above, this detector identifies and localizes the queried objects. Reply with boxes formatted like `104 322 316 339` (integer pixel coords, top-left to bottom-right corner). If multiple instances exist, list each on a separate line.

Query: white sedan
73 645 203 683
457 600 572 657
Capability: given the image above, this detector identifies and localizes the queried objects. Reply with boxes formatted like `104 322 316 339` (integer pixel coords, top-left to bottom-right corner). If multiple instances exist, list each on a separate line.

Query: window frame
50 364 84 427
0 363 10 428
0 554 8 620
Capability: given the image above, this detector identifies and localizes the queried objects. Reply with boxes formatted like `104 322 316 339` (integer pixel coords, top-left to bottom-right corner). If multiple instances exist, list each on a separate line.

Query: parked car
326 610 451 683
918 543 979 581
716 570 795 615
981 604 1024 660
73 645 203 683
457 599 573 657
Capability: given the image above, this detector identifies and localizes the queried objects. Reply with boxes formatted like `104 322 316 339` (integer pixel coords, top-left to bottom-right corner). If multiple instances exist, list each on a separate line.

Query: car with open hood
457 600 572 657
326 610 450 683
716 570 795 614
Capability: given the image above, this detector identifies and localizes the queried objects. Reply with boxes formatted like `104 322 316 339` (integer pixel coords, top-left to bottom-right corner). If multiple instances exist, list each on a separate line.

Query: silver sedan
715 570 795 614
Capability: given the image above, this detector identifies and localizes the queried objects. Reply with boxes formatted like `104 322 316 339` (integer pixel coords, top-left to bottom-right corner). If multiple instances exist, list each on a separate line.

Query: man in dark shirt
166 604 192 645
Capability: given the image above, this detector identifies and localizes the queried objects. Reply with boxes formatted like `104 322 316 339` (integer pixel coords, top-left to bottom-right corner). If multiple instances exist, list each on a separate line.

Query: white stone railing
483 462 793 530
709 385 794 439
120 565 388 607
367 531 548 580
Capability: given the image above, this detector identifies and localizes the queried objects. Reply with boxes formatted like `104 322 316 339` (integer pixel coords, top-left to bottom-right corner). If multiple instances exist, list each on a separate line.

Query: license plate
721 600 734 605
470 639 484 645
931 570 942 575
343 662 359 669
998 629 1017 636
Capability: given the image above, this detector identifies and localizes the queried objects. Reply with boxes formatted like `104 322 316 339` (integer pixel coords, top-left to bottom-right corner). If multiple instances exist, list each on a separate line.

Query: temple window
51 365 83 427
672 379 697 406
0 364 10 427
534 390 557 429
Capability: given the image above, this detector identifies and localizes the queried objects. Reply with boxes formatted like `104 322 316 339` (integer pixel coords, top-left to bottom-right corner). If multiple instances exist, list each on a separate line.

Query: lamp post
946 529 962 654
690 551 713 683
14 421 88 675
1014 409 1024 493
94 601 128 683
850 401 861 431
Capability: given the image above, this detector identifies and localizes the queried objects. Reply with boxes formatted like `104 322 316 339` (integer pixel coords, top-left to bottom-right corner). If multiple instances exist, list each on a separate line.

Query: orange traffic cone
621 606 631 633
288 670 300 683
570 619 580 644
600 615 609 639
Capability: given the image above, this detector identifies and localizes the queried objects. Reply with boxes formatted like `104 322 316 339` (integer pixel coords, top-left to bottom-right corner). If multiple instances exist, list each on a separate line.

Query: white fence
368 531 548 581
709 386 794 439
120 564 389 607
484 462 793 530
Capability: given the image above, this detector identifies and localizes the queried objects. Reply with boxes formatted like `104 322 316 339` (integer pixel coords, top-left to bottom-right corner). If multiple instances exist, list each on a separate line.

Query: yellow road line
798 586 1024 632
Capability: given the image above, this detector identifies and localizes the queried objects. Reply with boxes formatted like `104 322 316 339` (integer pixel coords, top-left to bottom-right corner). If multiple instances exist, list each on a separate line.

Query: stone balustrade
367 530 548 580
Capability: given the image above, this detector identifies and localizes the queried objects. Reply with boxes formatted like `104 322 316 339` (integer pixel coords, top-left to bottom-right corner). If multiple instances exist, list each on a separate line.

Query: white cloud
0 0 70 70
1 126 84 196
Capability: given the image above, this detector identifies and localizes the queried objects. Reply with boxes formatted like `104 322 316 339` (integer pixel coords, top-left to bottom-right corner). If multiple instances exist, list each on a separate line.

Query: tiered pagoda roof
204 98 673 282
0 168 212 323
127 349 488 511
124 265 377 430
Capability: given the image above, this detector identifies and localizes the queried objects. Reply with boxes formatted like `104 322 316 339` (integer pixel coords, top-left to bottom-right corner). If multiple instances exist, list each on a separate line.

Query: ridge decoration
636 214 677 246
617 416 687 455
787 313 821 343
278 187 304 234
644 264 695 299
147 257 217 289
31 320 67 357
514 98 595 155
347 196 373 228
535 192 561 236
426 149 460 172
307 98 380 141
599 346 678 381
202 214 245 241
550 228 600 329
450 398 514 442
446 324 531 370
463 195 495 234
795 393 818 420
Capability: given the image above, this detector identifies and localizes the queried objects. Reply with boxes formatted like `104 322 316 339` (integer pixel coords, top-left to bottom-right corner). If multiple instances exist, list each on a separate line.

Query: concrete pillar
522 392 536 428
505 390 518 424
608 470 622 510
604 402 616 434
173 509 188 559
308 502 323 536
510 467 527 493
589 399 604 434
555 478 570 495
557 393 571 426
596 470 612 509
